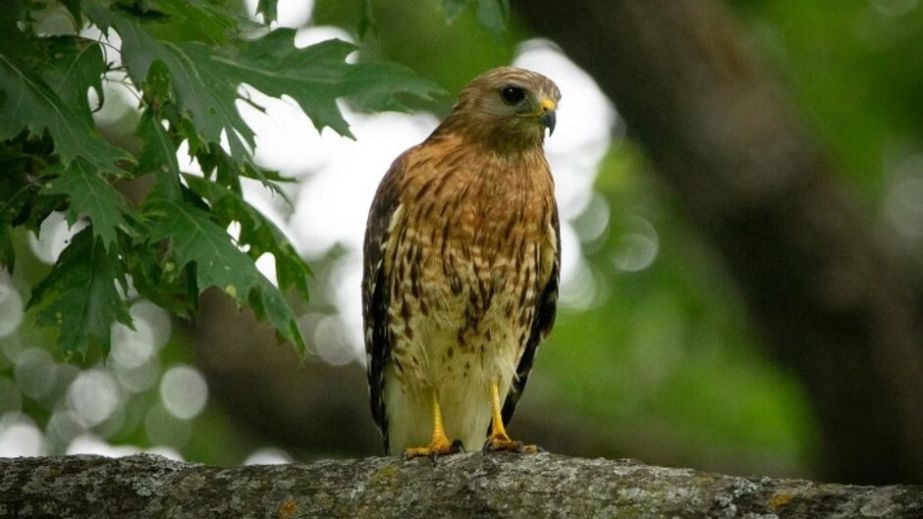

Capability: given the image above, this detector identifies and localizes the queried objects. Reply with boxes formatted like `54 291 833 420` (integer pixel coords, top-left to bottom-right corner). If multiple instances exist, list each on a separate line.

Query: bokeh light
309 315 357 366
0 275 24 339
244 447 293 465
611 216 660 273
871 0 918 17
111 321 156 369
159 365 208 420
884 154 923 240
243 0 314 28
113 359 161 394
67 369 121 427
45 410 87 452
15 348 58 400
0 412 46 457
27 211 85 265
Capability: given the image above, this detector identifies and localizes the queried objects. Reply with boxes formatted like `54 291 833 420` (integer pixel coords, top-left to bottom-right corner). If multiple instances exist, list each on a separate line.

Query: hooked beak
539 97 557 136
541 110 557 136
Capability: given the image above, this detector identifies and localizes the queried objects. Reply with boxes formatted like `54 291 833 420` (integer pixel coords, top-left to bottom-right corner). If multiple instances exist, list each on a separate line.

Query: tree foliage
0 0 441 356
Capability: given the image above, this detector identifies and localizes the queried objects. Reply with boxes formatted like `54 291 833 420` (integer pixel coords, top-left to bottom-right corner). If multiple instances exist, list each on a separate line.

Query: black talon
450 439 465 453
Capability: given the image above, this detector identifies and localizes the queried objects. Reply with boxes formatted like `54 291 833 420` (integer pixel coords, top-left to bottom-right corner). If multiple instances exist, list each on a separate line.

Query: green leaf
86 5 255 159
39 37 107 122
0 163 30 270
136 111 305 348
119 114 190 317
28 227 133 356
144 191 305 348
184 170 310 299
225 33 441 136
43 158 133 249
476 0 509 35
256 0 277 23
0 47 132 172
86 5 440 161
145 194 255 293
0 226 14 271
155 0 242 43
251 275 303 348
119 112 194 316
0 1 39 60
60 0 83 27
194 142 295 198
133 0 253 45
310 0 365 34
357 0 376 39
0 136 65 271
440 0 469 21
129 111 203 316
135 109 184 200
439 0 508 34
0 141 37 270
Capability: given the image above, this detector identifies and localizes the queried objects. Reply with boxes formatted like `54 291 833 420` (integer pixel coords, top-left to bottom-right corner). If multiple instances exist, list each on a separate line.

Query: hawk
362 67 561 457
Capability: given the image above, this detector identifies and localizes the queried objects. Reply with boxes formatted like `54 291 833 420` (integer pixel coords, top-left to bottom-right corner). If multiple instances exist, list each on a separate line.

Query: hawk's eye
500 85 526 105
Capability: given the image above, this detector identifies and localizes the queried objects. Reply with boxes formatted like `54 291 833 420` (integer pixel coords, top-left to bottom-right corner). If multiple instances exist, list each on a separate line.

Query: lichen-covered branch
2 454 921 518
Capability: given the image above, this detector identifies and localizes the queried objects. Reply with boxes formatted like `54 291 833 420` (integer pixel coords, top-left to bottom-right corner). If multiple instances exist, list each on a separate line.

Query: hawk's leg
403 390 462 459
485 380 539 454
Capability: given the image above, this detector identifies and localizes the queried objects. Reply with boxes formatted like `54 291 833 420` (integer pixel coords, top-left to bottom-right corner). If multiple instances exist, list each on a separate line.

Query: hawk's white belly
384 298 522 453
384 235 540 453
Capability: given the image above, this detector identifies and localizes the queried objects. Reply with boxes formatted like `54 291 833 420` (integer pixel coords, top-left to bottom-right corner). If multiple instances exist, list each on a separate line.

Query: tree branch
2 454 921 518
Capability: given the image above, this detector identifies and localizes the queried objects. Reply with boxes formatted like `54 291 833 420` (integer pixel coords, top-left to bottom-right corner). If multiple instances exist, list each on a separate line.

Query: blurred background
1 0 922 484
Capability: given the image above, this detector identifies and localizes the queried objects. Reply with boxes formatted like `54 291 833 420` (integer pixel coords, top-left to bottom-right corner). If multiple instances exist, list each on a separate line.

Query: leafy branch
0 0 441 356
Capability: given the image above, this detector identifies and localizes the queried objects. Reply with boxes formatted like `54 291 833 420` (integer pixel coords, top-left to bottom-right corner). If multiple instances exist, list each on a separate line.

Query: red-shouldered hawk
363 67 561 457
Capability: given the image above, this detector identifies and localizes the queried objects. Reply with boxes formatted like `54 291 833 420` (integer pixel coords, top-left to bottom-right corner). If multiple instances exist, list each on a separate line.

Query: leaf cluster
441 0 509 36
0 0 441 356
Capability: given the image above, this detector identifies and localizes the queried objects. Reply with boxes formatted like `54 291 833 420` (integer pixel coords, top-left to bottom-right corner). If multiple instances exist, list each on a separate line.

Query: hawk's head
443 67 561 149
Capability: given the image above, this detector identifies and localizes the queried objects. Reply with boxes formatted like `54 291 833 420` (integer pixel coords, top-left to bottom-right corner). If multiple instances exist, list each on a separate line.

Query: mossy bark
2 453 921 518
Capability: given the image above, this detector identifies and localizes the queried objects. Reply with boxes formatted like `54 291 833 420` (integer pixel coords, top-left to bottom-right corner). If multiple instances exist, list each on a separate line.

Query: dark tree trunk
514 0 923 484
3 454 922 518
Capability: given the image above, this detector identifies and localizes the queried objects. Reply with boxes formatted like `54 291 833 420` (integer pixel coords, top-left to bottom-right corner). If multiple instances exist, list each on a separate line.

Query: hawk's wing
362 154 407 454
501 205 561 426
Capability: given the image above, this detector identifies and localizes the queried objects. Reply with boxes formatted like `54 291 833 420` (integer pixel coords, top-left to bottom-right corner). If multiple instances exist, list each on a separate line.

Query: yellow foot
403 438 464 459
484 434 540 454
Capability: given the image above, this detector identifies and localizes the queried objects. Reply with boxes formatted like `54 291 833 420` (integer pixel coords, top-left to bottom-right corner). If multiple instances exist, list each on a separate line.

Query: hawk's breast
384 144 557 390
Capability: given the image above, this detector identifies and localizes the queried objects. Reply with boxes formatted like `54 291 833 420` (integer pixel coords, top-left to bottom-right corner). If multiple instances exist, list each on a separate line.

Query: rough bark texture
2 453 921 519
514 0 923 484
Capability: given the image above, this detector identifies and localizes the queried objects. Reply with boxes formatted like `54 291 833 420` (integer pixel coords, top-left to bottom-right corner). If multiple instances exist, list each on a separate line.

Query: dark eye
500 85 526 105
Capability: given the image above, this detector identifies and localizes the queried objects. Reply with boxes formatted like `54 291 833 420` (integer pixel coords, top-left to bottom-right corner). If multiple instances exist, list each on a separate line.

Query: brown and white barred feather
362 67 561 454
